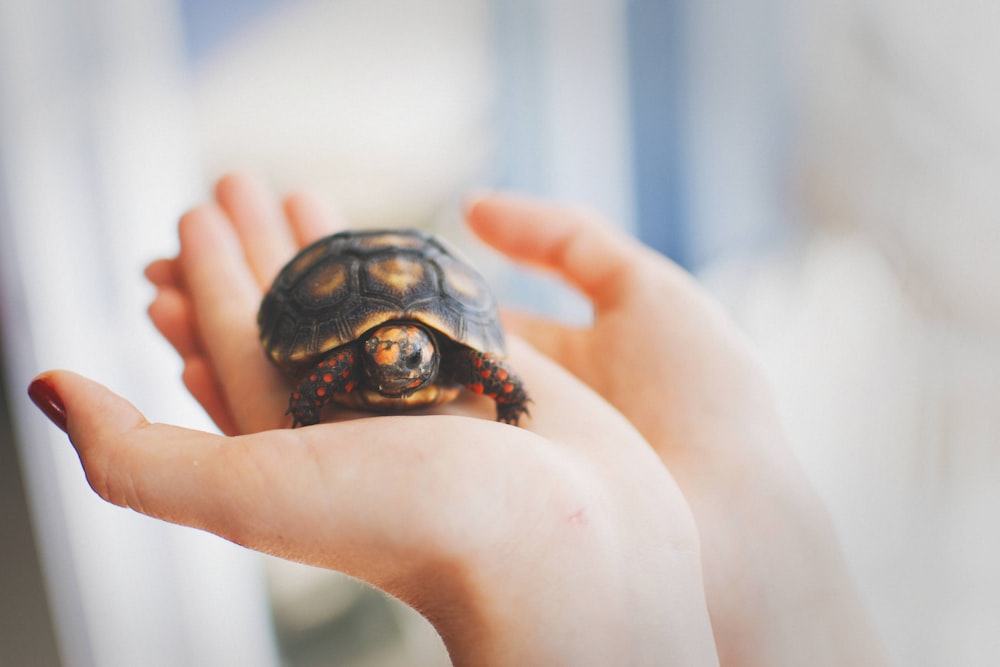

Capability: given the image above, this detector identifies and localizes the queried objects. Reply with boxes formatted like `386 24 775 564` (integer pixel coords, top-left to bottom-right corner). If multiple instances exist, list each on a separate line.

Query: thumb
29 370 231 522
465 193 655 310
27 370 358 565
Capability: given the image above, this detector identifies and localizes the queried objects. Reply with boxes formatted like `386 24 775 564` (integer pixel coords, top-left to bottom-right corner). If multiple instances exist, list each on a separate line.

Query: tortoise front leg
444 347 531 426
287 346 359 427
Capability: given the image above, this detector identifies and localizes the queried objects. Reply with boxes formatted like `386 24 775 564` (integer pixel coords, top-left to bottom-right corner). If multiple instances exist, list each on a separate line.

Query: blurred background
1 0 997 665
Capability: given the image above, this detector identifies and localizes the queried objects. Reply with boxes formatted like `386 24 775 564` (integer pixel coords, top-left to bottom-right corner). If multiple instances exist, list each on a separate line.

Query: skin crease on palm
32 173 887 666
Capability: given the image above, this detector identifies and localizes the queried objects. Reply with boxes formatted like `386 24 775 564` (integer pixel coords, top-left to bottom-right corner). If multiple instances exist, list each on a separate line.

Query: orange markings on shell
471 383 484 394
365 257 426 294
323 373 334 383
305 262 347 300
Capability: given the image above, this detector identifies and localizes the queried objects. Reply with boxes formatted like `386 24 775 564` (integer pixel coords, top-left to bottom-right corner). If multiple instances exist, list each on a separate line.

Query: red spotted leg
443 347 531 426
287 347 359 427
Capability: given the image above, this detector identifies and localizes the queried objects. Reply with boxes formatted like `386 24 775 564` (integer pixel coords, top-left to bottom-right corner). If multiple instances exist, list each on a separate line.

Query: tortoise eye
404 351 423 368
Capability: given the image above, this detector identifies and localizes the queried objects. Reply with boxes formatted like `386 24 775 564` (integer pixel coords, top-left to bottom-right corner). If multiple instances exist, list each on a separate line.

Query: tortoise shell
258 229 506 377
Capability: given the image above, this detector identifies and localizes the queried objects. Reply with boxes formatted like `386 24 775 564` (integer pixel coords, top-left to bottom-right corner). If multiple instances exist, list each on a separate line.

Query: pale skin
29 173 888 666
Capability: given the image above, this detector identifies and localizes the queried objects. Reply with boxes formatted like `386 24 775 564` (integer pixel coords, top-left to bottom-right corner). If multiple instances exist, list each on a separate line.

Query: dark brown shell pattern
258 229 506 376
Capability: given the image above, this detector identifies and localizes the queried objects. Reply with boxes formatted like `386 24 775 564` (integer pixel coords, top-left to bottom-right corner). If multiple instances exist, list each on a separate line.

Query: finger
147 287 201 359
182 357 239 436
145 258 181 289
178 204 289 432
146 274 239 433
146 264 237 432
283 191 345 247
466 194 655 310
214 172 298 288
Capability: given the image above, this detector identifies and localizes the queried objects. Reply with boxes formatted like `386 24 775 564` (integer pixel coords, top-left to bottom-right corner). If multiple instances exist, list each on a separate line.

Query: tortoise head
362 323 439 397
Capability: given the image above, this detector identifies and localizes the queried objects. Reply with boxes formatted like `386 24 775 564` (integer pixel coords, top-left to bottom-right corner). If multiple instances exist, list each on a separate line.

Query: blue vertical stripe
626 0 691 268
178 0 287 63
489 0 547 194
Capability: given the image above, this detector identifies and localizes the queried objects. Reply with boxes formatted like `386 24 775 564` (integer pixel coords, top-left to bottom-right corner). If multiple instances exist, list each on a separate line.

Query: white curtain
705 3 1000 666
0 1 279 665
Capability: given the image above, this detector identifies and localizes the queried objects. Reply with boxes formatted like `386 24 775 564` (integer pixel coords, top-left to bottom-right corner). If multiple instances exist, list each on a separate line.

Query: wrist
415 480 720 666
442 549 720 667
696 460 888 667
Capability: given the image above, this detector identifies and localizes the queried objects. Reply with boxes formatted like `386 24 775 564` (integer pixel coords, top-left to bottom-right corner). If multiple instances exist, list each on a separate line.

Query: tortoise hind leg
287 347 359 427
444 347 530 426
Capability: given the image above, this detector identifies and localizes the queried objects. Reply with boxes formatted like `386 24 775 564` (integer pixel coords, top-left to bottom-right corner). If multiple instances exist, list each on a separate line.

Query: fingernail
28 376 68 433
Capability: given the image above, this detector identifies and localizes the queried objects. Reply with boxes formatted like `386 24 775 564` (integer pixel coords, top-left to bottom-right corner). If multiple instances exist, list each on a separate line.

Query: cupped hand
466 194 782 461
31 175 720 667
467 195 888 667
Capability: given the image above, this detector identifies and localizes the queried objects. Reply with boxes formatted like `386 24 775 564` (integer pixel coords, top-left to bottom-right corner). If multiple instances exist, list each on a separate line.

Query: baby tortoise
258 229 529 427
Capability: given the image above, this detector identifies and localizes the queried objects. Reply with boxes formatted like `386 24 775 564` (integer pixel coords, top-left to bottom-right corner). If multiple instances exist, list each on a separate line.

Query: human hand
28 175 720 666
467 195 889 667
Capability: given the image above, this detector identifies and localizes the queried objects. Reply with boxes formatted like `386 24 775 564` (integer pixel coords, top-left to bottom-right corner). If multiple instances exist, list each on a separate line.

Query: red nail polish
28 376 68 433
